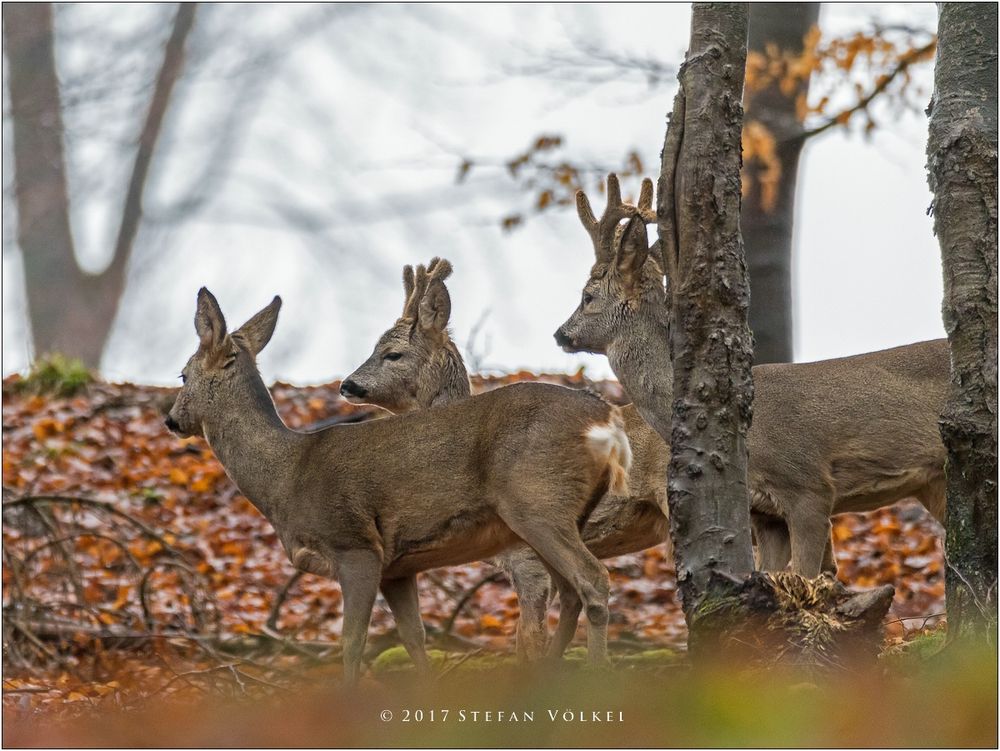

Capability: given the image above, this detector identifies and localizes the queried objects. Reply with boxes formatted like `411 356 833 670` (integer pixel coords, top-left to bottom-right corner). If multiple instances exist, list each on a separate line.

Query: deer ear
195 288 227 350
616 215 650 290
418 259 453 332
419 282 451 332
233 295 282 356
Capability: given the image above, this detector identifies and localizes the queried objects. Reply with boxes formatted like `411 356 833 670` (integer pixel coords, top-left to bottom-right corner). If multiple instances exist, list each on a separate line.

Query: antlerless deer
555 174 950 576
342 258 670 660
166 289 631 684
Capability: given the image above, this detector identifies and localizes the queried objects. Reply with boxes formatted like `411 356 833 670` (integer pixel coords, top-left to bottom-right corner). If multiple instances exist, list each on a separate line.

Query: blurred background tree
461 3 936 364
3 3 349 372
5 3 196 367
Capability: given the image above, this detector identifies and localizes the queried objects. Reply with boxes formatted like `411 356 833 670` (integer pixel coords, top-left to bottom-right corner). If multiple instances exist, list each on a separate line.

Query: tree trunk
742 3 820 364
926 1 998 643
110 3 198 317
656 1 757 650
656 3 895 665
4 3 197 370
3 4 87 363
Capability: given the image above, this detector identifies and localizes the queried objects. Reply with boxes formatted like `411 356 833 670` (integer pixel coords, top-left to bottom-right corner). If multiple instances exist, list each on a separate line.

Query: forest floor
4 370 984 747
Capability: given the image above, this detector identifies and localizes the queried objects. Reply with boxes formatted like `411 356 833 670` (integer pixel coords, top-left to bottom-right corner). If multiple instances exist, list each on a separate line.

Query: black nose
340 379 367 398
164 415 180 432
554 329 573 349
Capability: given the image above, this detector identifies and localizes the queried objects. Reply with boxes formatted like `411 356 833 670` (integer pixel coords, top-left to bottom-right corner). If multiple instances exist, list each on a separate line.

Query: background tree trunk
656 2 757 647
4 3 196 369
926 1 998 643
743 3 820 364
4 4 84 363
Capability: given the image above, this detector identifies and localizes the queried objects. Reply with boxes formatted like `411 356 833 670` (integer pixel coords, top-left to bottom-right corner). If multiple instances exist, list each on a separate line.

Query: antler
576 174 657 264
636 177 656 224
425 257 453 284
402 258 454 326
401 265 418 318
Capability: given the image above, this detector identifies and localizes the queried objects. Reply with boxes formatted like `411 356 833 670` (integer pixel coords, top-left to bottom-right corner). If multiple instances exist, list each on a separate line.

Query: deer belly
583 499 669 559
384 517 519 579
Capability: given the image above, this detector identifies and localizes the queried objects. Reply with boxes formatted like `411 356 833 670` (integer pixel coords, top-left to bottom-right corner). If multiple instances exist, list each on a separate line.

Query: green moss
618 648 683 667
370 646 449 675
17 354 94 397
880 629 948 670
370 646 683 681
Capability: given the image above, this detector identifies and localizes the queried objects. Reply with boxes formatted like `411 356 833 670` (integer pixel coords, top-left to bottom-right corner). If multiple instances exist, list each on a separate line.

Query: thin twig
265 570 303 631
441 572 505 636
3 495 183 555
435 648 484 680
796 39 937 142
882 612 946 628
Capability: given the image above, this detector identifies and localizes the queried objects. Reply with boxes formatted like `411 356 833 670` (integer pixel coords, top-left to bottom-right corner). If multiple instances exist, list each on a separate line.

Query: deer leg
545 567 583 659
499 547 552 661
338 549 381 686
821 530 838 575
916 476 947 525
380 575 430 675
787 504 834 578
751 513 792 572
500 510 609 665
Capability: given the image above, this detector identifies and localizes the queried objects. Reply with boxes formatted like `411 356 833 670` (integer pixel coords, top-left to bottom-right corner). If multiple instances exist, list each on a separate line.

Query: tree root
687 570 895 673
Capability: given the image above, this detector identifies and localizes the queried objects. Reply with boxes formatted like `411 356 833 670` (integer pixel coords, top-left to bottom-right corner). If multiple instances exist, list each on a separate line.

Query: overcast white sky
2 3 945 385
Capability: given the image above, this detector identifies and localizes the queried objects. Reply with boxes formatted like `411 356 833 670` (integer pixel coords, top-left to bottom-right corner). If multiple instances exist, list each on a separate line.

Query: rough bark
926 2 998 643
4 3 196 369
656 2 757 647
656 3 894 664
742 3 819 364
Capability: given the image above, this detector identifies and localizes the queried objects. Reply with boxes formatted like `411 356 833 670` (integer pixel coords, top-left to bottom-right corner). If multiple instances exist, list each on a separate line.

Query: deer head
554 174 666 356
166 288 281 437
341 258 470 412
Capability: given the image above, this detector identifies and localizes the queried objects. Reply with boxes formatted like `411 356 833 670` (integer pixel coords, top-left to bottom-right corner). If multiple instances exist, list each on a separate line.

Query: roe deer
166 289 631 683
554 174 949 577
344 258 670 660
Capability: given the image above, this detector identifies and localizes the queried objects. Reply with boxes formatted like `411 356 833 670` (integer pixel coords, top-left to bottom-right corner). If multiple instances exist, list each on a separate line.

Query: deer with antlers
555 174 949 576
166 288 631 683
343 257 671 660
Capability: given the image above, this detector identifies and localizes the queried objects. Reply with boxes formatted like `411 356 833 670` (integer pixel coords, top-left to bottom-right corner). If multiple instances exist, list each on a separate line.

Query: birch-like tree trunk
926 1 998 643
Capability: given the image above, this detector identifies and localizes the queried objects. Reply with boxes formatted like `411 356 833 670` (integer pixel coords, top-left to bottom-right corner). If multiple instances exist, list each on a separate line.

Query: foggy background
2 3 944 385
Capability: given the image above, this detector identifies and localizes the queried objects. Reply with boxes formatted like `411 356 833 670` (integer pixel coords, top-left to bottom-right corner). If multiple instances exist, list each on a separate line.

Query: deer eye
383 352 403 362
582 292 594 305
179 373 187 384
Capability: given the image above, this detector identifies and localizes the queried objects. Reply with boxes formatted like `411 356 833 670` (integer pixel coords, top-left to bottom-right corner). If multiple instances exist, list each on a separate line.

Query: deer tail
585 406 632 496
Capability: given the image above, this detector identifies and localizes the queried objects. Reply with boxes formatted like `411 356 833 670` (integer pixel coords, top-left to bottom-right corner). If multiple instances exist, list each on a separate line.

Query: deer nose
164 415 180 433
340 379 367 399
554 329 574 350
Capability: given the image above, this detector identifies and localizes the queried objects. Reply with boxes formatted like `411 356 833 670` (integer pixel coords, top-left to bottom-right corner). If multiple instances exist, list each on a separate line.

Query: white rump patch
585 414 633 495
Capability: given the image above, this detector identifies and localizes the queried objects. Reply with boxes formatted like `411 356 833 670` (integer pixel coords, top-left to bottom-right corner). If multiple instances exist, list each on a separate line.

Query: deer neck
201 371 306 523
421 342 472 408
606 308 674 442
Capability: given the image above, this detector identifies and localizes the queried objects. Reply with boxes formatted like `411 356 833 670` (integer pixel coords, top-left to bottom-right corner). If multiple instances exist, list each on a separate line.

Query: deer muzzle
340 379 368 400
553 327 577 352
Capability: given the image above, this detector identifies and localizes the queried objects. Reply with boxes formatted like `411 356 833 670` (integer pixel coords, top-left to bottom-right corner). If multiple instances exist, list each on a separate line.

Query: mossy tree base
685 571 895 673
